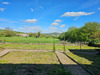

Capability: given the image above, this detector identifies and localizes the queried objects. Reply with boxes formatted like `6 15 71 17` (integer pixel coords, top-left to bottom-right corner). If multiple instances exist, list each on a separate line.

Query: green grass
0 37 60 43
0 52 71 75
66 52 100 75
0 43 97 51
0 52 59 64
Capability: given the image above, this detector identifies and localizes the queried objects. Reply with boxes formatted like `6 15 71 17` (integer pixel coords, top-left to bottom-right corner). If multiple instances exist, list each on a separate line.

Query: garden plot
0 52 70 75
66 52 100 75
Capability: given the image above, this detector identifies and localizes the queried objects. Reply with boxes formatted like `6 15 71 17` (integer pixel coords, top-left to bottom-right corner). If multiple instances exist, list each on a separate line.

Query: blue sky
0 0 100 33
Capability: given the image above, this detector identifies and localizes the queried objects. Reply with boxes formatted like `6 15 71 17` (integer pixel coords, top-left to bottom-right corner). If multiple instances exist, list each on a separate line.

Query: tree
37 31 41 37
5 30 15 37
68 26 77 32
29 33 37 37
5 27 13 31
4 27 15 37
58 22 100 43
82 22 100 37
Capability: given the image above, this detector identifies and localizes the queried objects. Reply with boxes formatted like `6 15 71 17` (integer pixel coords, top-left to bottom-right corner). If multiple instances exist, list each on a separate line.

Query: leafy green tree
37 31 41 37
59 22 100 43
29 33 37 37
5 27 13 31
4 27 15 37
68 26 77 32
5 30 15 37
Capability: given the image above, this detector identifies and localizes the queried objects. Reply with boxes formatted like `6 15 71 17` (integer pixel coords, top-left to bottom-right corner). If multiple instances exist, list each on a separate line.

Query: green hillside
0 29 23 34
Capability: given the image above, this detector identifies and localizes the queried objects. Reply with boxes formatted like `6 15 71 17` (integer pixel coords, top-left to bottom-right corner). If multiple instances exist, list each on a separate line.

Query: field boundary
0 43 87 46
4 49 53 52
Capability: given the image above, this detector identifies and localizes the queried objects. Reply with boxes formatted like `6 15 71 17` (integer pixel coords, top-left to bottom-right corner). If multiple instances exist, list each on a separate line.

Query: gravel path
56 51 90 75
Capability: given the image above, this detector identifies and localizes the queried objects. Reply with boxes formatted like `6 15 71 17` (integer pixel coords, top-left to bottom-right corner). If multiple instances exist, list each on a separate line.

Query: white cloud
0 18 17 23
49 27 57 32
51 22 59 26
61 12 95 17
98 8 100 10
55 19 62 22
49 27 57 30
31 8 34 12
2 2 10 4
60 24 66 28
24 19 37 23
19 26 41 33
19 27 24 30
26 26 41 30
74 17 79 20
0 8 5 11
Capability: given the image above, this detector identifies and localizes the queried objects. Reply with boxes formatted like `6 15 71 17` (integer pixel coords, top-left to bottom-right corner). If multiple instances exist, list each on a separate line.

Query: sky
0 0 100 33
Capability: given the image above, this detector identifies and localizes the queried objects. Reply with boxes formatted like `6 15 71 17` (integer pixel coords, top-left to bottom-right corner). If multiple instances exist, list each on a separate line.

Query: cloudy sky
0 0 100 33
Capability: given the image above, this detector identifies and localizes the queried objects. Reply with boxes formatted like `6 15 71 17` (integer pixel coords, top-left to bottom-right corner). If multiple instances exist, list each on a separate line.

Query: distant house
17 34 29 37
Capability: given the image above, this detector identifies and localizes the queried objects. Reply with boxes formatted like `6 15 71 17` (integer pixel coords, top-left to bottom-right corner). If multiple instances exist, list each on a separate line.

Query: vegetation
0 44 97 51
0 27 23 37
29 33 37 37
59 22 100 43
66 52 100 75
0 37 60 43
0 52 59 64
0 52 71 75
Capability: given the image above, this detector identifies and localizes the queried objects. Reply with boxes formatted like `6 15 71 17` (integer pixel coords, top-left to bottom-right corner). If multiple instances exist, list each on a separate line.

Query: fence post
64 32 66 52
3 39 5 43
53 36 55 52
80 41 81 50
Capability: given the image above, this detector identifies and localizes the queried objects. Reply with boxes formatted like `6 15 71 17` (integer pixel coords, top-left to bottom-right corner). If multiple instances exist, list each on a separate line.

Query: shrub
88 39 99 46
4 30 15 37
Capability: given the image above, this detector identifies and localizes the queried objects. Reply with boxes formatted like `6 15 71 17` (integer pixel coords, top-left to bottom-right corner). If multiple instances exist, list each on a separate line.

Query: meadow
0 37 60 43
0 43 97 51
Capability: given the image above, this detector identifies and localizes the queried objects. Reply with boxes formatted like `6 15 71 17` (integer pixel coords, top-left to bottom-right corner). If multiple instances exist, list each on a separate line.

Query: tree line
58 22 100 44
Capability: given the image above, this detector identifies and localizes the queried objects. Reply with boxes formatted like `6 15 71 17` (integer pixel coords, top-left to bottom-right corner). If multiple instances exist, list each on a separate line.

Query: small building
17 34 29 37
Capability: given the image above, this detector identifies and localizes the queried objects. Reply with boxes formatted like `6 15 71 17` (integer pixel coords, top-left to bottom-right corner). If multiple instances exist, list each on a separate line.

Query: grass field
0 52 59 64
66 52 100 75
0 37 60 43
0 43 97 51
0 52 71 75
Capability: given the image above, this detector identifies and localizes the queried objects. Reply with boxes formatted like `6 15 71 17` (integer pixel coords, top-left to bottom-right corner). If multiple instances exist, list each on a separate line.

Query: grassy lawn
0 37 60 43
0 43 97 51
0 52 71 75
66 52 100 75
0 52 59 64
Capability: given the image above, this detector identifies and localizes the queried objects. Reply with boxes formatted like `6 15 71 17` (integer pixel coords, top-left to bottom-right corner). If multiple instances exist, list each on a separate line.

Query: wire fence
0 37 93 52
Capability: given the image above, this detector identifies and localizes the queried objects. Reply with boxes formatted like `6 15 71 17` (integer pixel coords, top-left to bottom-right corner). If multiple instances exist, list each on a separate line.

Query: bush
88 39 99 46
29 33 37 37
5 30 15 37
